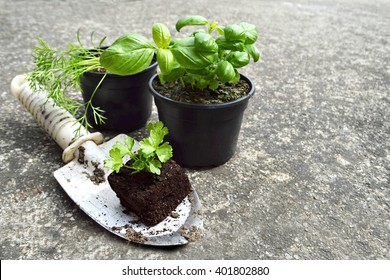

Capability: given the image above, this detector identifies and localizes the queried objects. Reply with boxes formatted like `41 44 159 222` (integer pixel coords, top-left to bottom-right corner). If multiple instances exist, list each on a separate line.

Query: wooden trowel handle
10 75 104 163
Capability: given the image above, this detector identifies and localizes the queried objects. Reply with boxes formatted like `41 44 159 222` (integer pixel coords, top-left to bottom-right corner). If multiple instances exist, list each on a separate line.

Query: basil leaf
197 78 209 89
226 51 250 68
186 67 212 76
194 32 218 53
176 15 208 32
223 24 246 43
183 74 197 86
170 37 217 70
152 23 171 49
157 48 174 74
100 34 155 75
216 26 225 36
245 44 260 62
216 36 245 51
215 60 236 83
232 69 241 83
209 79 219 90
158 62 185 83
238 22 258 44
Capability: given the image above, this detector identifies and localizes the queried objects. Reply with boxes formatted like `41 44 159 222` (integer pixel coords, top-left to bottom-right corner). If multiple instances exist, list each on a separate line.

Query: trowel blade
53 134 203 246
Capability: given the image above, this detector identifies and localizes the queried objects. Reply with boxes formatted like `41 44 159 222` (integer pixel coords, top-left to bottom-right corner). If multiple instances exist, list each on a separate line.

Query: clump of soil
78 146 87 164
152 78 251 104
107 159 192 227
78 146 105 184
90 161 105 184
124 228 148 243
179 226 204 242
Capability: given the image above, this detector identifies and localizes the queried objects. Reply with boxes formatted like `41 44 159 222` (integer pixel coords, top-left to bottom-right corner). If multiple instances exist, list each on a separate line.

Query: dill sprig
26 31 108 136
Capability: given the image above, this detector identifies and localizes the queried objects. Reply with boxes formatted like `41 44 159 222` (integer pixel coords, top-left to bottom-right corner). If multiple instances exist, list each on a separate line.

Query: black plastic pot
149 73 255 168
80 58 158 132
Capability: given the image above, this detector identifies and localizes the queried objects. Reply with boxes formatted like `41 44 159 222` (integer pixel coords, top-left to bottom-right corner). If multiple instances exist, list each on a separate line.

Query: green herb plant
27 15 259 135
27 31 108 134
104 121 173 175
100 15 260 90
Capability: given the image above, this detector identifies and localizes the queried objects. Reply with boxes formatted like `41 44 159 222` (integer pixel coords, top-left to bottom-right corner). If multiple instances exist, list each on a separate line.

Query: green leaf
209 79 219 90
125 137 135 151
149 121 168 145
216 37 245 51
100 34 155 75
223 24 246 43
232 69 241 83
148 160 162 175
216 26 225 36
226 51 250 68
215 60 236 83
245 44 260 62
186 67 212 76
183 74 197 86
105 121 172 175
176 15 209 32
132 159 146 172
156 48 174 75
194 32 218 53
170 37 218 70
208 21 219 34
139 121 169 154
158 63 185 83
238 22 258 44
104 148 124 173
139 138 155 155
197 78 209 89
156 142 173 163
152 23 171 49
112 140 131 157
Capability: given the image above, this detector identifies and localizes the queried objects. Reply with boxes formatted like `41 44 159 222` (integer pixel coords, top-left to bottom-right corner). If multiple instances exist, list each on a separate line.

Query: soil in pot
107 159 193 227
152 78 251 104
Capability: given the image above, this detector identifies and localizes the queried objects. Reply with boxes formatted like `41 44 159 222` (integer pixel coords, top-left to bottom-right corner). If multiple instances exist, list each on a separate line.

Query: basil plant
100 15 260 90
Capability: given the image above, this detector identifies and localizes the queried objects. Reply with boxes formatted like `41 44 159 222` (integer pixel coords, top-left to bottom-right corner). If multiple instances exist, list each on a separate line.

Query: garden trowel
10 75 203 246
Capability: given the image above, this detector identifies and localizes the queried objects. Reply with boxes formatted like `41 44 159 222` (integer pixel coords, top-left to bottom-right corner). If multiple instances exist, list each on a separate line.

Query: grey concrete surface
0 0 389 260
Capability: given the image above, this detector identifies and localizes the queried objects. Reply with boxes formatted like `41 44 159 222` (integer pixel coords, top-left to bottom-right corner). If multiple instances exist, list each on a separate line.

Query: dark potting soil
152 78 251 104
78 146 106 185
107 159 192 227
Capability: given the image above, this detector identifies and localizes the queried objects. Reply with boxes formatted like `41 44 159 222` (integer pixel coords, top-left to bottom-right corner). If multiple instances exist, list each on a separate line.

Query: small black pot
149 73 255 168
80 57 158 132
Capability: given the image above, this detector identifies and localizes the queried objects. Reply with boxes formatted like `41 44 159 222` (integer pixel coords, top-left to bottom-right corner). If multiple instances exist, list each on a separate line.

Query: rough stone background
0 0 389 259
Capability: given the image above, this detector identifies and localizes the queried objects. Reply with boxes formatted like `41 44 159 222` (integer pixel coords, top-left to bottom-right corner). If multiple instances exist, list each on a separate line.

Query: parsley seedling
104 121 173 175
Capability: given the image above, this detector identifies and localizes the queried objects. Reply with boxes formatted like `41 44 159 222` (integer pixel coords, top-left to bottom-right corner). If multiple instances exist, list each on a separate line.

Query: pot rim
148 73 255 109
